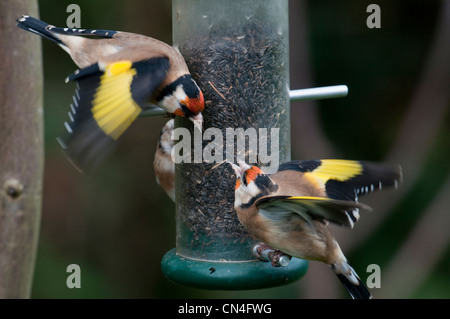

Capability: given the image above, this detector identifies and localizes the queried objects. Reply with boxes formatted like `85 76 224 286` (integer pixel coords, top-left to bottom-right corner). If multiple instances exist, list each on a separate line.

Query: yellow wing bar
91 61 141 140
304 160 363 186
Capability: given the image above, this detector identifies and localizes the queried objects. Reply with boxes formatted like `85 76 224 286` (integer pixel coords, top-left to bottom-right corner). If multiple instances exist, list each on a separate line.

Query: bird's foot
253 243 292 267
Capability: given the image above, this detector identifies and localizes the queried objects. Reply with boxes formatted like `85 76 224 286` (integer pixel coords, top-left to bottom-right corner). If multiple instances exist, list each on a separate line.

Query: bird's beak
236 158 251 172
212 160 242 178
230 162 242 178
189 113 203 131
211 159 251 179
212 160 227 170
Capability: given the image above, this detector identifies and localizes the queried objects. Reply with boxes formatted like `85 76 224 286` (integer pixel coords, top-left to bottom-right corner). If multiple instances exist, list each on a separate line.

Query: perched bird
230 159 402 299
154 119 175 202
16 15 204 172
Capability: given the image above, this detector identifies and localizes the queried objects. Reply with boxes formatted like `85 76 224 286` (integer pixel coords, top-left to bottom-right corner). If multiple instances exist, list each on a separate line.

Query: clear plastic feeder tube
162 0 307 289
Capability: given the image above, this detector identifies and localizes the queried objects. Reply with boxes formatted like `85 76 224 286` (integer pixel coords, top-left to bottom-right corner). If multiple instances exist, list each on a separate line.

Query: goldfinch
231 159 402 299
154 119 175 202
16 15 204 172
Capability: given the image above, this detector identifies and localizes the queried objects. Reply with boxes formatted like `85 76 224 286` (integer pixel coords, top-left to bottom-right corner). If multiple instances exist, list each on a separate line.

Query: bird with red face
17 15 204 172
231 159 402 299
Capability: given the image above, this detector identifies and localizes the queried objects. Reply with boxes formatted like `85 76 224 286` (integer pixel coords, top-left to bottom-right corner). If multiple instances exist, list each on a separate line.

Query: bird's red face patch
244 166 263 185
174 108 184 117
181 90 204 115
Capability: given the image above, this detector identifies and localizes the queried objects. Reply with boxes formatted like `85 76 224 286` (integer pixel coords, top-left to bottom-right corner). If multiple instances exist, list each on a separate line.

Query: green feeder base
161 248 308 290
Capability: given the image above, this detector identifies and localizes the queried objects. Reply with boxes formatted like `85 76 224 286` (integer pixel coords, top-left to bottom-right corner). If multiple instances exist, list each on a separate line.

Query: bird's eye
242 172 248 186
179 101 194 118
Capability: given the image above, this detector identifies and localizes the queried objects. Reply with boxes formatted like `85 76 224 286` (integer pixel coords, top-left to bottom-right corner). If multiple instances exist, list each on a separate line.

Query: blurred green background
12 0 450 298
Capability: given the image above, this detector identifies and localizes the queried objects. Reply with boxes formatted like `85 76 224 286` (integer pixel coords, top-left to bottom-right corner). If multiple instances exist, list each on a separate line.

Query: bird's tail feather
47 26 117 38
332 262 372 299
16 15 117 47
16 15 65 46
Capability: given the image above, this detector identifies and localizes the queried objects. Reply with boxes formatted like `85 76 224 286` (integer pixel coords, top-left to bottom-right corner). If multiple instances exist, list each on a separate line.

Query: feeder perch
161 0 346 290
140 85 348 117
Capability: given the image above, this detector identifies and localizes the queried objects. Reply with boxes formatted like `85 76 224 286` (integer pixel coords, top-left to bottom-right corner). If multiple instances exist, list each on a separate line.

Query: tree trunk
0 0 43 298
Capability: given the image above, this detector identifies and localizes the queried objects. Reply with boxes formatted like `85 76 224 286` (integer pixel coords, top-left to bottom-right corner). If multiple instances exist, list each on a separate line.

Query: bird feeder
160 0 311 290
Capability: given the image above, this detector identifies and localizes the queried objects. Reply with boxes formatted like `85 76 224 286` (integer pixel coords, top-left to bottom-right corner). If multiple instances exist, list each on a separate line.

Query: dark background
15 0 449 298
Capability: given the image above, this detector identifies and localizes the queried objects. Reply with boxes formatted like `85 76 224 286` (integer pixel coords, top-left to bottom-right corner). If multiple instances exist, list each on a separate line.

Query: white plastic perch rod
289 85 348 101
139 85 349 117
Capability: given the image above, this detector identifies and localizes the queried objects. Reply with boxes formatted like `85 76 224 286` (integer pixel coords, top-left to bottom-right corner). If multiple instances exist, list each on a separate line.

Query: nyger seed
175 20 290 260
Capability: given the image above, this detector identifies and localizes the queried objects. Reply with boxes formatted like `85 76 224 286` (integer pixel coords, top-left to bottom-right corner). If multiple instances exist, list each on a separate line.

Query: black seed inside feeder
161 0 308 290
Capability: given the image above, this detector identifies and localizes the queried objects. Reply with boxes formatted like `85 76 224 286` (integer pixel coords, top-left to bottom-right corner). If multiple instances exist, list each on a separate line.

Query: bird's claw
253 243 292 267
